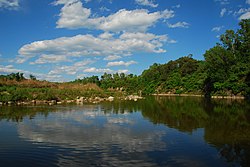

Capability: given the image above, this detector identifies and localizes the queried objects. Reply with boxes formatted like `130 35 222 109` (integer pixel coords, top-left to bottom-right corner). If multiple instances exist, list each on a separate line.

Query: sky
0 0 249 82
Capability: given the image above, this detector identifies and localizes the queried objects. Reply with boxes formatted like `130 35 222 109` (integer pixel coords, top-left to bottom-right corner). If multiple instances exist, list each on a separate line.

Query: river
0 96 249 167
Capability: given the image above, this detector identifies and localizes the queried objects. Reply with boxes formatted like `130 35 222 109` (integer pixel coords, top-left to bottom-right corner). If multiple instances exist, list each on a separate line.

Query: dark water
0 96 249 167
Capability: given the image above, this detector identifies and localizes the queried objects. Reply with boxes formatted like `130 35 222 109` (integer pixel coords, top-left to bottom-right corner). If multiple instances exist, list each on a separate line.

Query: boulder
108 96 114 101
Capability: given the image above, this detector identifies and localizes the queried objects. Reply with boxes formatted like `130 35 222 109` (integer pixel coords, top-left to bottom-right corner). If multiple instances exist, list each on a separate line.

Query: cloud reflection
17 105 166 166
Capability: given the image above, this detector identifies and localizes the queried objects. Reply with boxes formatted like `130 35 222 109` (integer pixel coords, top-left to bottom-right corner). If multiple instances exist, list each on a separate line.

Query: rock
76 97 84 103
57 101 62 104
51 100 57 104
8 101 14 105
125 95 143 101
108 96 114 101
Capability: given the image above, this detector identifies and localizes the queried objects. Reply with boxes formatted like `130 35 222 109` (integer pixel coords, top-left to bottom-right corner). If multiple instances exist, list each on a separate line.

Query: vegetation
0 19 249 103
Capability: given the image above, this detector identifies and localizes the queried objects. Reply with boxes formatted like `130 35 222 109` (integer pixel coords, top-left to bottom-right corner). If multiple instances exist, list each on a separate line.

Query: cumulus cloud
0 64 23 74
83 67 114 73
220 8 227 17
107 60 137 67
239 11 250 20
0 64 62 82
18 32 172 63
103 55 122 61
211 26 224 32
49 59 95 75
167 22 190 28
98 32 113 39
246 0 250 5
0 0 19 10
83 67 129 74
117 69 129 74
54 0 174 32
30 54 71 64
135 0 158 8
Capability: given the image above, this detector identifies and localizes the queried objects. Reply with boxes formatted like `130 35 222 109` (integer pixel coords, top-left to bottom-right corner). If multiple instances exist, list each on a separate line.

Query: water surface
0 96 249 166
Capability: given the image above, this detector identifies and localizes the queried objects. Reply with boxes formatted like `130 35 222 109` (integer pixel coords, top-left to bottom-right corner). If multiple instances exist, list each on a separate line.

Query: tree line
1 19 250 98
73 19 250 97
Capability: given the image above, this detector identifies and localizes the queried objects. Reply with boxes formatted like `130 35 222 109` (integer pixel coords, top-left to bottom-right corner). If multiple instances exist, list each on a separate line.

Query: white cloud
104 55 122 61
0 65 62 82
135 0 158 8
30 54 71 64
55 1 93 29
49 59 95 75
54 0 174 32
239 11 250 20
211 26 224 32
0 0 19 10
107 61 137 67
167 22 189 28
215 0 229 5
234 8 249 16
52 0 78 5
99 6 110 12
83 67 113 73
117 69 129 74
172 4 181 9
220 8 227 17
11 55 30 64
18 32 172 63
0 64 22 74
120 32 166 41
246 0 250 5
233 8 250 20
83 67 129 74
98 32 113 39
77 73 86 79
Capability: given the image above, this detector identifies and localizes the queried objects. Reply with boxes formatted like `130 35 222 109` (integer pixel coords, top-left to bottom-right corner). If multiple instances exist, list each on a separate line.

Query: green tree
29 74 37 80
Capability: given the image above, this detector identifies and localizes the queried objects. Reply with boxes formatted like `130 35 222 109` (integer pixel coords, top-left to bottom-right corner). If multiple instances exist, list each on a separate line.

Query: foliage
0 19 249 101
204 19 250 97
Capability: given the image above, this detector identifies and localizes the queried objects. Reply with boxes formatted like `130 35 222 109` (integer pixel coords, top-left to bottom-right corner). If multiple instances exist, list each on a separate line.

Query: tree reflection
1 97 250 166
139 96 250 167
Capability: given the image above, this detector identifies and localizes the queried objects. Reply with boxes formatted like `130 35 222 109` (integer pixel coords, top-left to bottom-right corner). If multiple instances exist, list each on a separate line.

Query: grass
0 79 115 103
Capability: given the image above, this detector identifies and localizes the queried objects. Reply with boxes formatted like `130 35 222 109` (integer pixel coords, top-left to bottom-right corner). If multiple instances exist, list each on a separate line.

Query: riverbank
152 93 245 99
0 95 144 106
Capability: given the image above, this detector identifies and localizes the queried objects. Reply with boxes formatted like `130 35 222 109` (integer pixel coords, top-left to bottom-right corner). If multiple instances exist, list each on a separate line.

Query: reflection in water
0 97 250 167
16 105 167 167
140 96 250 167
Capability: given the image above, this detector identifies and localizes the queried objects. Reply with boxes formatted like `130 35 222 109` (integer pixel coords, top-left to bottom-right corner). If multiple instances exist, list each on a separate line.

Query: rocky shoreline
152 93 245 99
0 95 144 106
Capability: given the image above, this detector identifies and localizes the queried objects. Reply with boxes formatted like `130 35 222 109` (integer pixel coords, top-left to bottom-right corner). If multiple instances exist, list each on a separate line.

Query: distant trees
0 72 25 81
73 73 141 94
29 74 37 80
0 73 39 82
73 75 100 86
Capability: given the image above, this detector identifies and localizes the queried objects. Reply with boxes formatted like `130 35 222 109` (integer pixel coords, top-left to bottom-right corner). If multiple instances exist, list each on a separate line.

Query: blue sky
0 0 249 82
